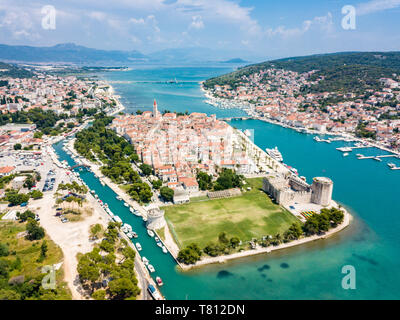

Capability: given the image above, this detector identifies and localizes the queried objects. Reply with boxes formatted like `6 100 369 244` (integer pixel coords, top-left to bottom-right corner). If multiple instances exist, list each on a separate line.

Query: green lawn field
163 178 299 249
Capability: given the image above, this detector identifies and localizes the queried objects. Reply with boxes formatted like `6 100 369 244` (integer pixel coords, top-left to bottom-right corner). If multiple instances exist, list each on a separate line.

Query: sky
0 0 400 60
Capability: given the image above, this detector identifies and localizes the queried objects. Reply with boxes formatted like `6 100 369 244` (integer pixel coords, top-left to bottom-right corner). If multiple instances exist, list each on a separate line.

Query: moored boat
135 243 142 251
156 277 163 287
147 264 155 273
147 284 161 300
266 146 283 162
147 229 155 237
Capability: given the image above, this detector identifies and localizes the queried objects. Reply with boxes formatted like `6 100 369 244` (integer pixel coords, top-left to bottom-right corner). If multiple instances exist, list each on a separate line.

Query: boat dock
357 154 399 160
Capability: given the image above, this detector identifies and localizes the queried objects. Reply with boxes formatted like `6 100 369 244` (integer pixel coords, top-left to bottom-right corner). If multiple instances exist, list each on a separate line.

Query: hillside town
204 68 400 151
0 74 118 151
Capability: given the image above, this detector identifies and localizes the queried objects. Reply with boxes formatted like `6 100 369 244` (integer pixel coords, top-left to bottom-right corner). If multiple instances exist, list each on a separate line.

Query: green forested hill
204 52 400 93
0 62 34 78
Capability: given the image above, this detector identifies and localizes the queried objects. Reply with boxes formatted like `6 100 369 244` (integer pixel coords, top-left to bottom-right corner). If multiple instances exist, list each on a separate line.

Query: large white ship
266 146 283 162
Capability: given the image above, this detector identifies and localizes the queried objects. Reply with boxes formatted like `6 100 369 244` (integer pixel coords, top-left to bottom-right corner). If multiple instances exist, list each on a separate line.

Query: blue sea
60 65 400 299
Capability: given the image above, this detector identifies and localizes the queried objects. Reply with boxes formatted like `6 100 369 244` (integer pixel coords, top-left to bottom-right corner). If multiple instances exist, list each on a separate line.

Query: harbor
98 67 400 299
310 136 400 170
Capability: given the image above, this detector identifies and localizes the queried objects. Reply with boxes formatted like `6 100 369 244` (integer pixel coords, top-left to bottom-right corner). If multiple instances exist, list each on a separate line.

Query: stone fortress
262 173 333 207
146 206 167 231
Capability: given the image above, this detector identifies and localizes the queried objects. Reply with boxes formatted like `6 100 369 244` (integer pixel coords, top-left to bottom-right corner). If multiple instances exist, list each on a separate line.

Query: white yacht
147 229 155 237
147 264 155 273
142 257 149 265
135 243 142 251
266 147 283 162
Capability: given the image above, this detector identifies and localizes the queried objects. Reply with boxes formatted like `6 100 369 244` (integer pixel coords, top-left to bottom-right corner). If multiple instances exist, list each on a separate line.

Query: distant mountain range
0 43 146 64
0 43 250 65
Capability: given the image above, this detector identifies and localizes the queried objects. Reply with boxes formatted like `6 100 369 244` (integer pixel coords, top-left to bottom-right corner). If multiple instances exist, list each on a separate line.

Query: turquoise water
55 66 400 299
100 66 247 118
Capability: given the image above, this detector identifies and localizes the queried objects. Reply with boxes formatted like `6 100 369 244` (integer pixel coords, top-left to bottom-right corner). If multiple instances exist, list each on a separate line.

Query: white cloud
357 0 400 15
176 0 260 36
129 17 146 25
189 15 204 29
266 13 333 38
87 11 106 21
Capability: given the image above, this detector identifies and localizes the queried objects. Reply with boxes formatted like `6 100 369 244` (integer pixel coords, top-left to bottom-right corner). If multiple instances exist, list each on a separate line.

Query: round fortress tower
146 207 166 231
311 177 333 207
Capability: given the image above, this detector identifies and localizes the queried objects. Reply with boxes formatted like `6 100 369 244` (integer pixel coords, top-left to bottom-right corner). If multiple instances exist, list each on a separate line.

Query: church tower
153 99 160 119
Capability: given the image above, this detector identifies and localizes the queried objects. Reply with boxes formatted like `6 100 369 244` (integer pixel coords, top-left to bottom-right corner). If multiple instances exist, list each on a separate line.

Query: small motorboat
154 237 159 242
126 232 133 239
156 242 162 248
124 202 129 207
147 264 155 273
142 257 149 265
123 223 132 232
147 229 155 237
116 196 122 201
135 243 142 251
156 277 163 287
132 232 138 238
343 153 349 157
130 207 134 213
162 246 168 254
121 226 129 234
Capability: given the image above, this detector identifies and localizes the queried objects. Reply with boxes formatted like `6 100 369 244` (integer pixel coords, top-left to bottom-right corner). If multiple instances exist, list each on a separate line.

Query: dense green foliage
0 62 34 78
214 169 244 191
160 186 174 202
204 52 400 94
4 190 30 206
77 222 140 300
302 208 344 236
57 181 88 194
139 164 153 176
151 179 162 190
177 243 202 265
196 171 213 191
16 210 35 222
0 108 68 136
127 183 153 204
0 220 70 300
25 219 45 241
0 175 15 189
75 116 153 203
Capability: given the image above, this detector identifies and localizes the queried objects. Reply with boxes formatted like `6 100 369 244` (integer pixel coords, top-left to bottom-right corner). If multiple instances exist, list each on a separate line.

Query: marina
47 66 400 300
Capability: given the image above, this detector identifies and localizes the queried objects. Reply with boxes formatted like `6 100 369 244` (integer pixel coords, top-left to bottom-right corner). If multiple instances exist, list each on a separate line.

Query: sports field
163 178 299 249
